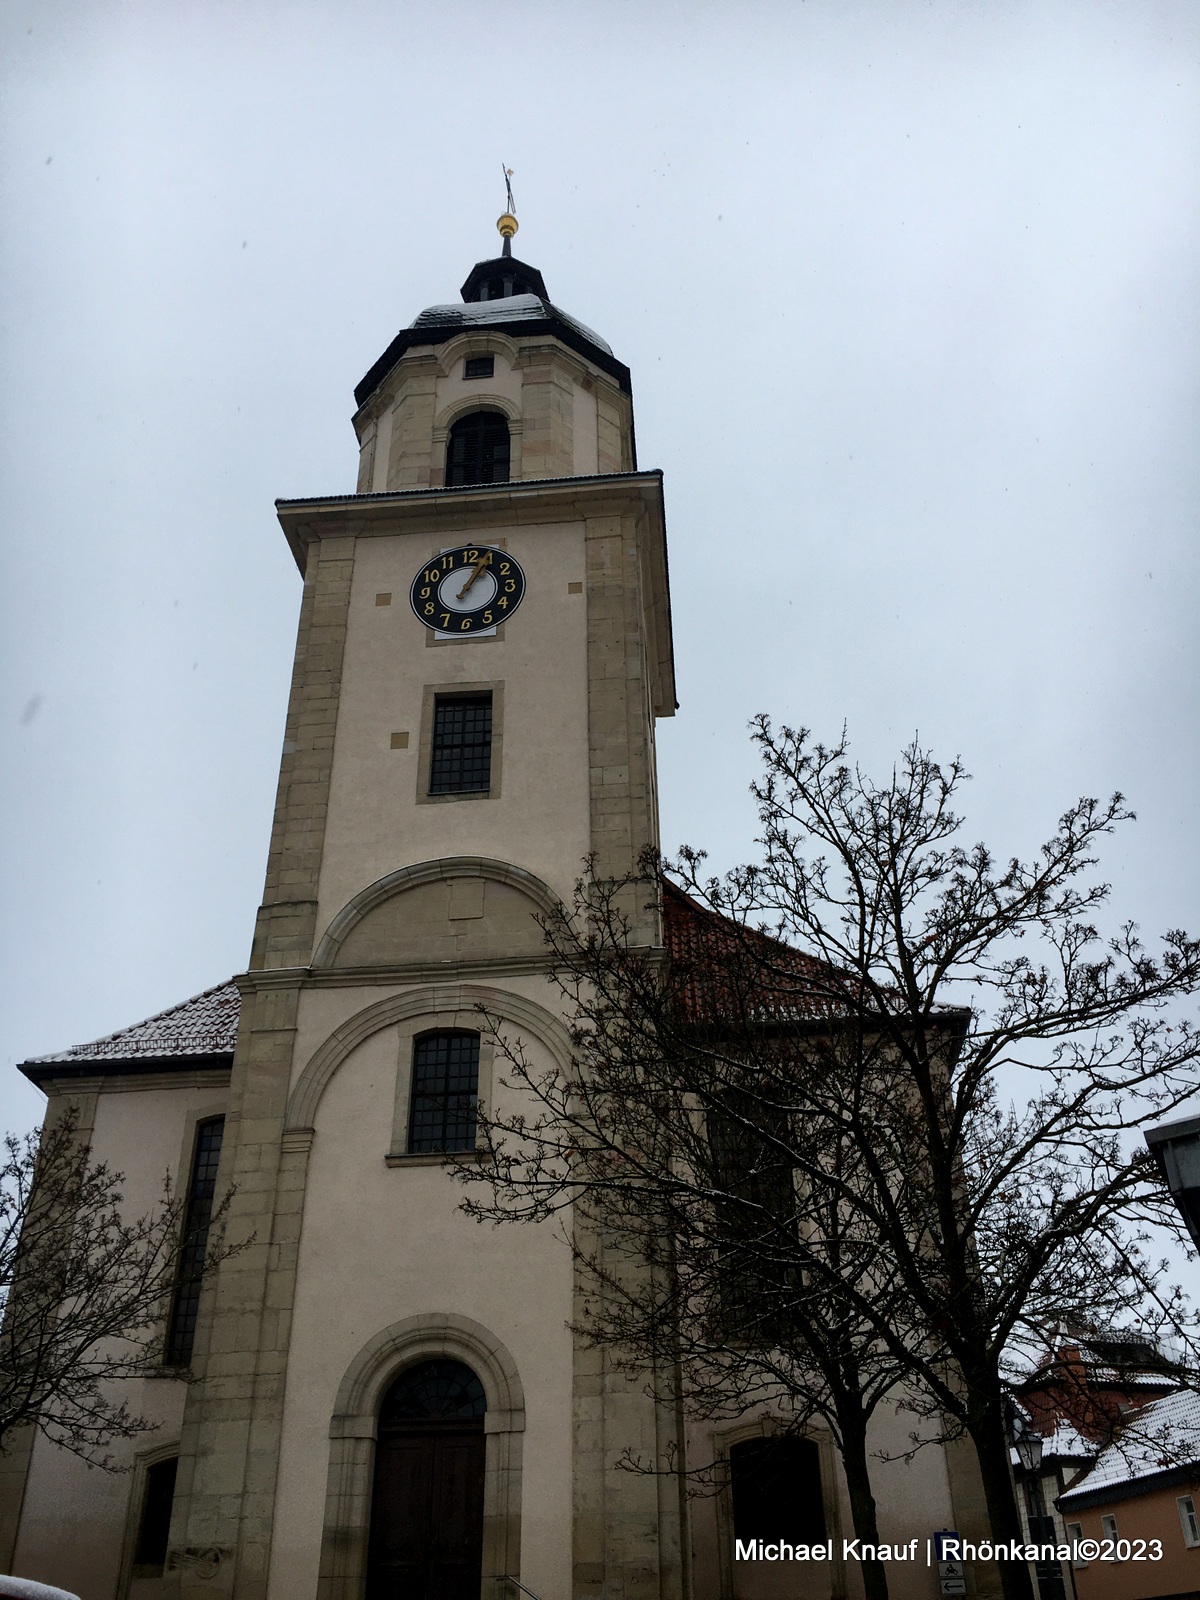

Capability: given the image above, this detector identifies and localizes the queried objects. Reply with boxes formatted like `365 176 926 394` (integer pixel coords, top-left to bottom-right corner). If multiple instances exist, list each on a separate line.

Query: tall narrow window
132 1456 179 1576
446 410 510 485
165 1117 225 1367
429 693 492 795
408 1032 480 1153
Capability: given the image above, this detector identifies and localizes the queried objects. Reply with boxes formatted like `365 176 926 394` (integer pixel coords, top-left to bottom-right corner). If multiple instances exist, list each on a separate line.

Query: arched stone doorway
366 1360 487 1600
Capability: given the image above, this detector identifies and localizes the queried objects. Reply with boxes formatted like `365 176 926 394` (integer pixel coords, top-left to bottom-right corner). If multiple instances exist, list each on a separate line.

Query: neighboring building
1 223 988 1600
1013 1331 1186 1600
1019 1333 1182 1453
1012 1414 1095 1600
1056 1388 1200 1600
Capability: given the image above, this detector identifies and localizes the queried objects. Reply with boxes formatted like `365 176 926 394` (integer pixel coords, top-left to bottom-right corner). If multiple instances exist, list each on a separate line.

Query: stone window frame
710 1418 845 1600
385 1007 496 1166
431 393 523 485
315 1312 525 1600
157 1098 229 1373
115 1439 182 1599
416 680 504 806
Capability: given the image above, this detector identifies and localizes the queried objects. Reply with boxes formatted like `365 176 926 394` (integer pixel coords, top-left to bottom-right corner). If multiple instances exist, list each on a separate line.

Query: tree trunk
836 1403 889 1600
966 1397 1037 1600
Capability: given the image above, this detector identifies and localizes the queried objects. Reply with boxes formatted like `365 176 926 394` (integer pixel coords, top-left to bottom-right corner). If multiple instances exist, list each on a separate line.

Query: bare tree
460 723 1200 1600
466 868 945 1600
0 1106 237 1467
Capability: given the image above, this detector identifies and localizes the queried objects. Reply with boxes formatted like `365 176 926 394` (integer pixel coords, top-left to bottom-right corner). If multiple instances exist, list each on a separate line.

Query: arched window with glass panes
445 410 510 486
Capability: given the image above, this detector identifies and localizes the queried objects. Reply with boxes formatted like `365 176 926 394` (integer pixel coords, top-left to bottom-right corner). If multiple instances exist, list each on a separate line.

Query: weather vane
498 164 518 252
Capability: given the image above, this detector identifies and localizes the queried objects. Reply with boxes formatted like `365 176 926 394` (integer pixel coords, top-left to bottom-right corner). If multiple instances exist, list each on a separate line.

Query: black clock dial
409 545 526 634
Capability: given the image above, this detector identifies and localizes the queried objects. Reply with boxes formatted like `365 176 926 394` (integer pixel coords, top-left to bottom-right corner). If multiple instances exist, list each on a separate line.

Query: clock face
409 545 526 634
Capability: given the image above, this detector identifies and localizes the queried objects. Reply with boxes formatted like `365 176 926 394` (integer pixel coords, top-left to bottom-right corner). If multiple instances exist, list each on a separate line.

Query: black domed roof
354 253 629 409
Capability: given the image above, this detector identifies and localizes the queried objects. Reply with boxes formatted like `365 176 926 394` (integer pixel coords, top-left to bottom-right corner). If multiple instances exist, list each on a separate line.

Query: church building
2 217 980 1600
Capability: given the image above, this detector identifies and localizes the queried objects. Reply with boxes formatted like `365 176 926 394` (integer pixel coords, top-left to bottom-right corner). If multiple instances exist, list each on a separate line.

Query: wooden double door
366 1361 487 1600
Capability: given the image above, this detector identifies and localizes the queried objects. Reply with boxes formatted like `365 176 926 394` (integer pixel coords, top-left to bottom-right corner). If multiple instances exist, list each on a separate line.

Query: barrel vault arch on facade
311 856 563 972
316 1312 526 1600
284 980 573 1133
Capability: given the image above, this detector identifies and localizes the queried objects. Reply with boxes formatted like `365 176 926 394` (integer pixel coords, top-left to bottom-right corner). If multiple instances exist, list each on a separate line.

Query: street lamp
1145 1114 1200 1252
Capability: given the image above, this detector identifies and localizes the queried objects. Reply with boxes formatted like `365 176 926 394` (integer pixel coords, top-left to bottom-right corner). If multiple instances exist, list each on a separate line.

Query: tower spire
497 164 518 258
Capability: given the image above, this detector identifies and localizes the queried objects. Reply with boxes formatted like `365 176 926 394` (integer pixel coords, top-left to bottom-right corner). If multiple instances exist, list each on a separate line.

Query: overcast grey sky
2 0 1198 1136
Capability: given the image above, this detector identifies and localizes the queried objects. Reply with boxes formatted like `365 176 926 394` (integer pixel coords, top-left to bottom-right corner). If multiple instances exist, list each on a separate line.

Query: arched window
407 1031 480 1153
368 1360 487 1597
446 410 510 486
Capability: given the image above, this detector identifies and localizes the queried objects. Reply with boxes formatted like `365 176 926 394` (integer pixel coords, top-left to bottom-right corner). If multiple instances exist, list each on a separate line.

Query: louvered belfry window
429 693 492 794
446 410 510 485
407 1032 480 1153
164 1116 225 1367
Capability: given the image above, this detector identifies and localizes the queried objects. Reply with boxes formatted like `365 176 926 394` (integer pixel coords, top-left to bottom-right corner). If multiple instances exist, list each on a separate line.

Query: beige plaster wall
432 349 524 424
266 1004 574 1600
315 520 591 936
11 1077 229 1600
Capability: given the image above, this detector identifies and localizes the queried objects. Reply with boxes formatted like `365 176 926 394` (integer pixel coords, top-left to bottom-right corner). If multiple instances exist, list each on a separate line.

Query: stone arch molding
432 330 522 381
317 1313 525 1600
432 390 523 437
284 980 573 1132
312 855 562 972
331 1311 526 1437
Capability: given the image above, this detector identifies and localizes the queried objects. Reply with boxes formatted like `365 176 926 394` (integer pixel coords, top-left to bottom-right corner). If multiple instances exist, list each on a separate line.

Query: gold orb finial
497 212 518 240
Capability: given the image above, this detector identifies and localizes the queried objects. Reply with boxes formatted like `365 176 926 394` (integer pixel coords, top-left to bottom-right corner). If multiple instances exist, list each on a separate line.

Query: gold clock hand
455 553 491 601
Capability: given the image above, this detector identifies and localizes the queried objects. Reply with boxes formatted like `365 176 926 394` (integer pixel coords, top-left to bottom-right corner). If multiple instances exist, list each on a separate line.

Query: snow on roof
24 981 240 1066
1043 1417 1097 1461
1058 1388 1200 1503
410 294 613 355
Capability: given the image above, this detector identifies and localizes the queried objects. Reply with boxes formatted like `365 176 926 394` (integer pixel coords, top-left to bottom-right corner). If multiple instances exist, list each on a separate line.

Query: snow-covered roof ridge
1058 1388 1200 1503
409 294 614 355
24 980 241 1065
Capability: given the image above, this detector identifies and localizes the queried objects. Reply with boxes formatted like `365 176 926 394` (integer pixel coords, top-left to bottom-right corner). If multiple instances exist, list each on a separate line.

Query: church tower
163 214 682 1600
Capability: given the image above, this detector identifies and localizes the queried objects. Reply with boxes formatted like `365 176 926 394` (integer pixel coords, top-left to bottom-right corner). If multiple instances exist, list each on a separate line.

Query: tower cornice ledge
275 468 665 566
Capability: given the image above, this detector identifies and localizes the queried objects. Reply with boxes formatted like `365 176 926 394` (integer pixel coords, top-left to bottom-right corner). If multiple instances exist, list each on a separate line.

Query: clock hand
455 553 491 601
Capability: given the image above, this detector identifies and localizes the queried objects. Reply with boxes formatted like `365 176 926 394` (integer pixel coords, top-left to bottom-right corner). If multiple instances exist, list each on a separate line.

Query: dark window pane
165 1117 225 1367
379 1360 486 1426
429 695 492 795
446 410 510 486
408 1032 480 1153
463 356 494 380
730 1437 825 1545
134 1456 179 1570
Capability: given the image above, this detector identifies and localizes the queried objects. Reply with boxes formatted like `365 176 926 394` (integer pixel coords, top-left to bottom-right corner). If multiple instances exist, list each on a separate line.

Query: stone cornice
275 468 664 565
235 953 559 994
32 1064 233 1095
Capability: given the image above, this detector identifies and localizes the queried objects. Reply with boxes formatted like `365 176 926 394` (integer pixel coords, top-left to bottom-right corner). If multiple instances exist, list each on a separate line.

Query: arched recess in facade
315 1312 526 1600
310 855 565 972
284 981 573 1132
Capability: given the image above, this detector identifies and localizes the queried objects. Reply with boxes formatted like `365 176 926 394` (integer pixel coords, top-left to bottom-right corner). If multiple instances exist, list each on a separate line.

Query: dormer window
463 356 494 380
446 410 510 486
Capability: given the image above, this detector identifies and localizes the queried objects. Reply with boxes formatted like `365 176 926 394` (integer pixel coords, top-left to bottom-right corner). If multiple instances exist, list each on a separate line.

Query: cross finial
497 165 518 257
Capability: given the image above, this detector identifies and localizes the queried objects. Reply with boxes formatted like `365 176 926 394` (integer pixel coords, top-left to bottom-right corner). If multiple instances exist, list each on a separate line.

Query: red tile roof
24 981 241 1067
661 881 846 1024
